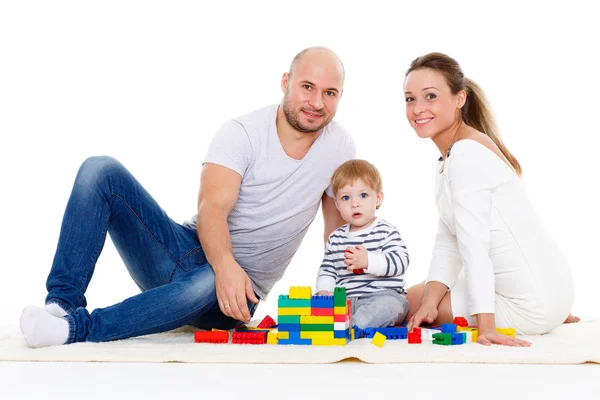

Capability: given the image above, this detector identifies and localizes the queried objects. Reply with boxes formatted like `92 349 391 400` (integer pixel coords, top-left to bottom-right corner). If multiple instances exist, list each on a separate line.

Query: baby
315 159 409 329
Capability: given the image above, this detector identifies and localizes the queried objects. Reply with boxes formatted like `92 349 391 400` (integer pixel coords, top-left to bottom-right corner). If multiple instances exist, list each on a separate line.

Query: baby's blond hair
330 159 382 197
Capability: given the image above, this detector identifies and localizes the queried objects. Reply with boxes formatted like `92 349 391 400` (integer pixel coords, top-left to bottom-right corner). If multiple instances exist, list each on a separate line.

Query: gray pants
350 290 409 329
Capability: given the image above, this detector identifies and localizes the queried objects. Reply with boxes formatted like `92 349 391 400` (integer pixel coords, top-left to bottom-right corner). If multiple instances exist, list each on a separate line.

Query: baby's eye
360 193 368 199
341 195 350 201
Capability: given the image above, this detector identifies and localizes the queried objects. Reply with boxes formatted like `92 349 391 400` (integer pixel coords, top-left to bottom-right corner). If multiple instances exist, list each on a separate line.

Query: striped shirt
316 218 409 297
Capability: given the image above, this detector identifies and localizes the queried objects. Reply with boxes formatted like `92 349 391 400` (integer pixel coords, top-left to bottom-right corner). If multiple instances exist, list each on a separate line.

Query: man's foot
45 303 68 317
20 306 69 348
563 313 580 324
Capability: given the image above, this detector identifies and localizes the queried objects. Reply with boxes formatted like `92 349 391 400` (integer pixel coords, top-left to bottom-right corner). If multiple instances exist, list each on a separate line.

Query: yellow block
267 331 278 344
300 331 335 340
277 331 290 340
458 326 478 342
278 307 311 316
334 306 347 315
351 328 355 341
371 332 386 348
211 328 226 332
300 316 334 324
497 327 516 338
289 286 312 299
311 337 348 346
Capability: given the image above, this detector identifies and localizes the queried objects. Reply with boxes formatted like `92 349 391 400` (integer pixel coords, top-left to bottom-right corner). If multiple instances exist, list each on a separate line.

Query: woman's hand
477 331 531 347
406 302 439 332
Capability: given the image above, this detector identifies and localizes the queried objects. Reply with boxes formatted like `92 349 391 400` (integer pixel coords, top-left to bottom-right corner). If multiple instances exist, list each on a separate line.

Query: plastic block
300 323 334 331
278 315 301 324
232 331 267 344
453 317 469 327
371 332 386 347
194 331 229 344
407 331 422 344
278 307 311 316
300 331 334 340
312 337 348 346
278 295 311 308
376 327 408 339
333 287 347 306
334 329 349 339
277 323 300 332
289 286 312 299
311 296 334 309
300 316 334 325
257 315 277 329
311 307 334 316
497 327 516 338
278 338 312 345
432 333 452 346
441 323 457 333
267 331 278 344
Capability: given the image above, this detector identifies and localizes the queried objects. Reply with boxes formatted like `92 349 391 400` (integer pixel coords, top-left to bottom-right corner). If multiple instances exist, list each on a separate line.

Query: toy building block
300 316 334 325
351 328 355 341
334 329 349 339
277 323 300 332
496 327 516 338
457 327 478 342
463 331 473 343
312 337 348 346
300 331 335 340
278 295 311 308
195 331 229 344
311 295 334 308
407 331 422 344
267 331 278 344
334 314 348 323
421 328 442 341
232 331 267 344
278 307 311 316
334 287 347 306
346 299 353 326
211 328 227 332
278 338 312 345
278 315 301 324
257 315 277 329
451 332 466 345
376 327 408 340
289 286 312 299
277 331 290 340
432 332 452 346
371 332 386 347
441 323 457 333
312 307 334 316
453 317 469 327
300 323 334 331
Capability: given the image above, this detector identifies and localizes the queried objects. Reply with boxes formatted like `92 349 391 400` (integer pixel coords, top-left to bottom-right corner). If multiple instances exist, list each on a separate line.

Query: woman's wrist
476 313 496 334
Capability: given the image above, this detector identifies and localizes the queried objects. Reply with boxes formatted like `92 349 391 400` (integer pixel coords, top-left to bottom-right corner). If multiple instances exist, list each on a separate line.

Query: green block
278 295 311 308
278 315 301 324
300 324 334 331
432 333 452 346
333 287 347 307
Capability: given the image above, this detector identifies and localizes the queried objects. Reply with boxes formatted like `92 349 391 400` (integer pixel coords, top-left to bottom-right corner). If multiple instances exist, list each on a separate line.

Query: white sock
20 306 69 348
45 303 68 317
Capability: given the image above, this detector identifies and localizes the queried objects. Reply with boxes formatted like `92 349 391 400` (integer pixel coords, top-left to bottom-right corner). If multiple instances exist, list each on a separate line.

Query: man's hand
214 261 259 323
344 245 368 271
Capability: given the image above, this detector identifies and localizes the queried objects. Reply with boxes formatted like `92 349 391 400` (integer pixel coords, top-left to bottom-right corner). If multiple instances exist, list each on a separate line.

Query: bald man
20 47 356 347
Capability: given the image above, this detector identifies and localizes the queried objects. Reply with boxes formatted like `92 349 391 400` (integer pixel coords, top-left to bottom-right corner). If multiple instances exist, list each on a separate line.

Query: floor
1 361 598 399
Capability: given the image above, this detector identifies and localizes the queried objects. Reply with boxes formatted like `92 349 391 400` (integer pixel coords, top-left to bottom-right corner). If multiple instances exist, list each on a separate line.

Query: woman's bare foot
563 314 580 323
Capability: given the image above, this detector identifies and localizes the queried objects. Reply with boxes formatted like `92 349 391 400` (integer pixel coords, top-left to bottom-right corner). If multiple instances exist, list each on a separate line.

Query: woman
403 53 576 346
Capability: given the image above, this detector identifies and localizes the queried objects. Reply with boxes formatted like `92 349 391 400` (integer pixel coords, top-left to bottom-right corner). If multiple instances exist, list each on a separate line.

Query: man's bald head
288 47 345 84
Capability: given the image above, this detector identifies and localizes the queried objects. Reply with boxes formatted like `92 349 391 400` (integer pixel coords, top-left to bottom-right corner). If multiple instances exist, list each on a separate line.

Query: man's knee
76 156 126 189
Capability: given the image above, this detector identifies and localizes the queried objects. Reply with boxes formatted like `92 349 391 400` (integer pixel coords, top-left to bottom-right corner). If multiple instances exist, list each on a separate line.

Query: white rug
2 318 599 364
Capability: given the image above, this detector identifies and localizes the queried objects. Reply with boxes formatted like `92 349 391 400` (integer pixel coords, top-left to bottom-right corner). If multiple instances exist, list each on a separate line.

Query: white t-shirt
184 104 356 299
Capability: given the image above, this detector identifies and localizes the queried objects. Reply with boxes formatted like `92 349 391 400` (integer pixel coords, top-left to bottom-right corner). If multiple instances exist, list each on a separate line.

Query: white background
1 0 598 326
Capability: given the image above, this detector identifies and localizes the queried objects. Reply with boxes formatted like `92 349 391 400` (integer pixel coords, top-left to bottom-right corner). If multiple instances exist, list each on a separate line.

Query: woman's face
404 68 463 139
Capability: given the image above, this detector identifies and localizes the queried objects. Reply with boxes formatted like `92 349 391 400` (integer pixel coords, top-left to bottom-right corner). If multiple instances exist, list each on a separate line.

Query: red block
194 331 229 344
232 331 267 344
453 317 469 327
408 331 422 344
312 307 334 316
334 314 348 322
257 315 277 329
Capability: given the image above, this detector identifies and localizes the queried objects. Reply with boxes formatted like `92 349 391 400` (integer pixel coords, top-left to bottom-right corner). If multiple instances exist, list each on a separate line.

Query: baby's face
335 178 382 231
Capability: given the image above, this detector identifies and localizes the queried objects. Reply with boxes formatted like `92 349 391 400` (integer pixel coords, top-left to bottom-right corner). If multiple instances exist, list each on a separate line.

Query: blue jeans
45 156 257 343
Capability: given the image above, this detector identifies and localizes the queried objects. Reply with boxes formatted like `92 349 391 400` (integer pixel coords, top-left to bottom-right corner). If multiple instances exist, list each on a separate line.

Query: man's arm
197 163 258 323
321 192 345 246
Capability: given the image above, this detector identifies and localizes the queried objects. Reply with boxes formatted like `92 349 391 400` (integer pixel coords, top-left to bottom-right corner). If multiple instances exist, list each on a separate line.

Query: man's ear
376 192 384 210
281 72 289 93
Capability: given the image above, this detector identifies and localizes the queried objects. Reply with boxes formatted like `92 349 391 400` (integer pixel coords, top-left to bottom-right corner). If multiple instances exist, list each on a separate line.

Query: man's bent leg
45 156 199 313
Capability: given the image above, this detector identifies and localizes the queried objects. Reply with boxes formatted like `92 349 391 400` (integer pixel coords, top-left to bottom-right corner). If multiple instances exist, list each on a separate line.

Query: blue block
311 295 334 308
278 338 312 345
334 329 349 339
277 323 300 332
376 327 408 339
451 332 466 345
441 323 457 333
361 328 376 338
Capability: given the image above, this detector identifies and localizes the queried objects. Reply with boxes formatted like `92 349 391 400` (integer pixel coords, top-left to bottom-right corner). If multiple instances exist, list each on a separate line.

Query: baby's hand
315 290 333 296
344 245 368 272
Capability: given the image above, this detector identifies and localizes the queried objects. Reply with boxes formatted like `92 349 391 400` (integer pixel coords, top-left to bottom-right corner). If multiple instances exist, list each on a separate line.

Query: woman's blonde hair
406 52 522 175
331 159 382 197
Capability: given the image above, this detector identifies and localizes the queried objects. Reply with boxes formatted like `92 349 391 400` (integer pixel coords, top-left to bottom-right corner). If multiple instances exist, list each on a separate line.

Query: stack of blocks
276 286 353 346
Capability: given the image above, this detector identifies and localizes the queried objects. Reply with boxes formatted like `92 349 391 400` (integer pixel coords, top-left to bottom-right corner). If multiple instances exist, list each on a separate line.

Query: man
20 47 355 347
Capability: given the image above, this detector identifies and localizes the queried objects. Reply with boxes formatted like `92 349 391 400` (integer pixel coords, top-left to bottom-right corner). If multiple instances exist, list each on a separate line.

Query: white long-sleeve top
316 218 409 296
428 139 573 318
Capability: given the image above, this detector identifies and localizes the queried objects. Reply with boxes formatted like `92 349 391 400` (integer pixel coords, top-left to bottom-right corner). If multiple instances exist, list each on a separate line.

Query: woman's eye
405 97 414 103
426 93 436 100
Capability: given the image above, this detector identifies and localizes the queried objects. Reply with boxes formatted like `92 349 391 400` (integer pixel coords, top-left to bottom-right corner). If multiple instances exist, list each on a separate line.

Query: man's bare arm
321 192 345 246
197 163 258 322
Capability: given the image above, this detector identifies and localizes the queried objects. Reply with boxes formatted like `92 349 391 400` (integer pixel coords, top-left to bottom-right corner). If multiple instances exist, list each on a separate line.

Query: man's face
281 58 344 133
